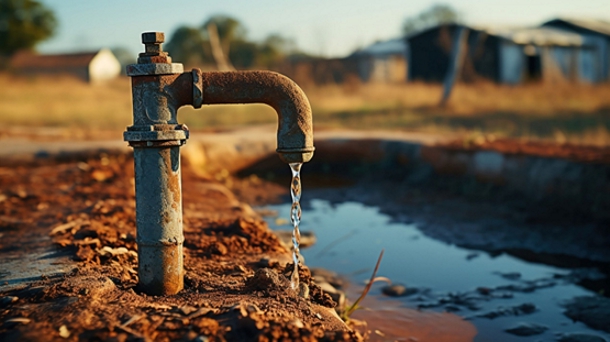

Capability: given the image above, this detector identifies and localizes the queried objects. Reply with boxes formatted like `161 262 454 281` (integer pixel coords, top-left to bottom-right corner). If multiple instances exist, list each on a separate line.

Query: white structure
350 38 409 83
11 48 122 83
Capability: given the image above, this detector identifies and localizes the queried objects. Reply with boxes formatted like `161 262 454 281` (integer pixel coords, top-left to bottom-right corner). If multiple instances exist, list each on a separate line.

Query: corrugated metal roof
10 51 100 69
407 24 587 47
551 17 610 36
353 38 407 56
483 26 585 46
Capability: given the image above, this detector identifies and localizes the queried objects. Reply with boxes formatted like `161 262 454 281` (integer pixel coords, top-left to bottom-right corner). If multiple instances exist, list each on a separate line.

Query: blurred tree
0 0 57 56
165 14 297 70
402 3 460 36
229 40 257 69
256 34 295 68
201 15 247 57
165 25 212 66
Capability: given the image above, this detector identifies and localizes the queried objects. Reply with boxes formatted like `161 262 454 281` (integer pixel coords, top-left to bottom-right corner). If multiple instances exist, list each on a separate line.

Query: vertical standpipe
124 32 189 295
125 31 314 296
133 147 183 295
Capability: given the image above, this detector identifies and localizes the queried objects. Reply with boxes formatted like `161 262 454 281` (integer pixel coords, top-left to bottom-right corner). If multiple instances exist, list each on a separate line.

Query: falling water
289 163 302 290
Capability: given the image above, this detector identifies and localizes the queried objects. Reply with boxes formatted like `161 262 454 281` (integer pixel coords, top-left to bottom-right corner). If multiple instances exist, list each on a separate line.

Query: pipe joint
124 124 189 148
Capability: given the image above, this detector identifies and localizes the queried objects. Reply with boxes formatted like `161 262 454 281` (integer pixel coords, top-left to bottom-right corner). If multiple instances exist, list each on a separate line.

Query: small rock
504 322 548 336
558 333 607 342
476 302 537 319
5 317 30 325
257 257 272 268
179 305 197 315
563 296 610 333
499 272 521 280
381 284 417 297
59 325 70 338
98 246 133 257
298 283 310 299
289 318 304 329
476 287 492 295
63 276 116 300
466 252 479 260
0 296 18 307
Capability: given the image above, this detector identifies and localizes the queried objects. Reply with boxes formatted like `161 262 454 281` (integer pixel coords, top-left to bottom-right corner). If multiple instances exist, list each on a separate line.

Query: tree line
1 0 459 67
165 15 297 70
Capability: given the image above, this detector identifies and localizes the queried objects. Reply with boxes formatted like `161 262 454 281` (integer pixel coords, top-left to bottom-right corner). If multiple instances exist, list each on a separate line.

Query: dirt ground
0 154 364 341
441 136 610 164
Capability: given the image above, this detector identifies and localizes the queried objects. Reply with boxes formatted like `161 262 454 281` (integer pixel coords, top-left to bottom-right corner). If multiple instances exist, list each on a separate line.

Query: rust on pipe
196 70 315 163
127 31 315 296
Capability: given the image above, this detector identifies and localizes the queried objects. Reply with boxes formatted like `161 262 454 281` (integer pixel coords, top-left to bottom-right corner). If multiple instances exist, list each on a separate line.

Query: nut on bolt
142 32 164 44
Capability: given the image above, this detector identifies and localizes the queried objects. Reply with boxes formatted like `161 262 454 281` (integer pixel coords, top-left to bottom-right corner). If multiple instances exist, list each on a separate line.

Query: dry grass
1 73 609 146
0 74 132 129
305 81 610 146
305 81 610 116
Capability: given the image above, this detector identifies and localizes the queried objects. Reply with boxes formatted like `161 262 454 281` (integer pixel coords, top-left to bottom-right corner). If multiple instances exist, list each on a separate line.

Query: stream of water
263 198 610 342
288 163 303 290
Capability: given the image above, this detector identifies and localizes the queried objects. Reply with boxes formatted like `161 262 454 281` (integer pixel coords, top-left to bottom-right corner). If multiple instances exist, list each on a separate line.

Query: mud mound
0 155 362 341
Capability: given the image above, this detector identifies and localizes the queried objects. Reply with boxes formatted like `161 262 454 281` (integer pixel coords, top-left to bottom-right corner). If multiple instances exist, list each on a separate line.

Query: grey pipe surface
133 146 184 295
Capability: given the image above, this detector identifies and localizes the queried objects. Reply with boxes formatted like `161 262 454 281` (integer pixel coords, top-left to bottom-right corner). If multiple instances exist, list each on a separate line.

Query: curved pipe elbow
195 70 314 163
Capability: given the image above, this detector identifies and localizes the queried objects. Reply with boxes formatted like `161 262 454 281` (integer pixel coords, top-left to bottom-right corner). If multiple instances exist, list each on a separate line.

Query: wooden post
440 27 468 107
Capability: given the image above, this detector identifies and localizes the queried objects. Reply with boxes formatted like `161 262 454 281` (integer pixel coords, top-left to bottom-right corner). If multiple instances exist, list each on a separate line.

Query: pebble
0 296 18 307
59 325 70 338
499 272 521 280
5 317 30 325
289 318 304 329
476 287 492 295
504 322 548 336
563 296 610 333
381 284 417 297
466 252 479 260
298 282 310 299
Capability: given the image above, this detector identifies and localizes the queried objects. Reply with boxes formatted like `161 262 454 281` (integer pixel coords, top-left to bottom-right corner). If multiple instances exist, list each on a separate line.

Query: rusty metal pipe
125 32 314 296
194 70 314 163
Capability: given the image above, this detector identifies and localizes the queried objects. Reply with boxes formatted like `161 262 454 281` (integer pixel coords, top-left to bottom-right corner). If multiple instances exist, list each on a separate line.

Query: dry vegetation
2 73 610 145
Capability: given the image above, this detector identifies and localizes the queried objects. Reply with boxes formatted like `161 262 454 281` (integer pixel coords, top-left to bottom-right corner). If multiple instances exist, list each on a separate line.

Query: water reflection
263 200 610 342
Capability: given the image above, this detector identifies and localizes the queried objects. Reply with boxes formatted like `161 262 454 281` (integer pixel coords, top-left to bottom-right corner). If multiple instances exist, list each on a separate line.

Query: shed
543 18 610 81
349 38 409 83
10 49 122 83
407 24 604 84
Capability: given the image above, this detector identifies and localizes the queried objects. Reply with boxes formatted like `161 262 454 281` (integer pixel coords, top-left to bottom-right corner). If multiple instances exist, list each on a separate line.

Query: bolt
138 31 171 64
142 32 164 44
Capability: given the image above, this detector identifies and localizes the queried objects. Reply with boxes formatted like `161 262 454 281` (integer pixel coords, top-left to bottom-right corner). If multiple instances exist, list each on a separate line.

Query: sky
38 0 610 58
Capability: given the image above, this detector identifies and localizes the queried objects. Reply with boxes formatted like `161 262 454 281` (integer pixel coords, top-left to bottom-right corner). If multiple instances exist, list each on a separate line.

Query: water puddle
263 199 610 341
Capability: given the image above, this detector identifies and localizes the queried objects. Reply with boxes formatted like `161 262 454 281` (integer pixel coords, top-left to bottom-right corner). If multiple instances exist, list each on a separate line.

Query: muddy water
263 199 610 342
